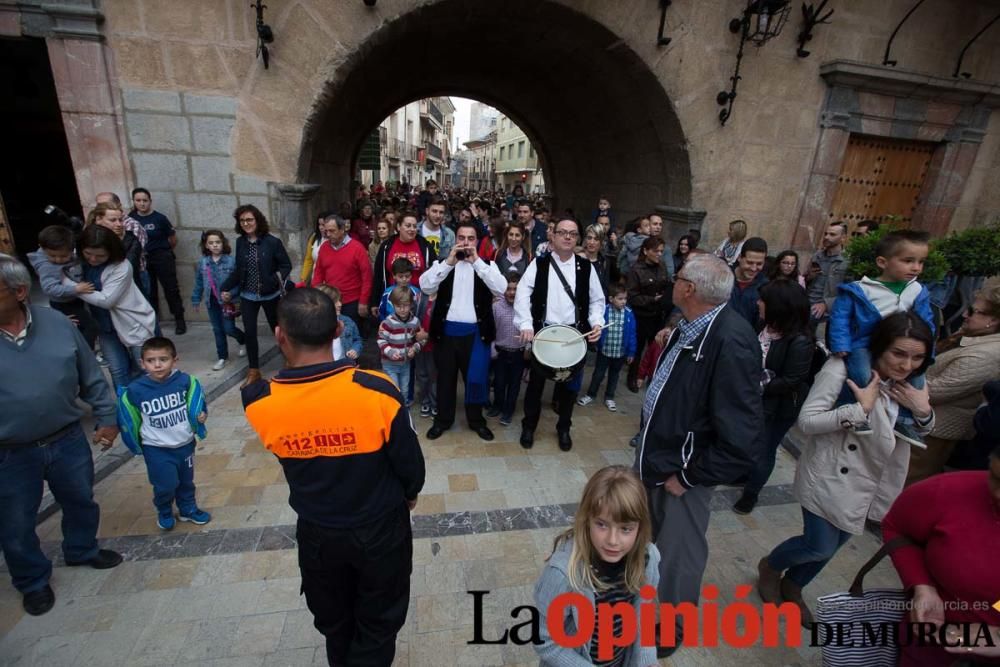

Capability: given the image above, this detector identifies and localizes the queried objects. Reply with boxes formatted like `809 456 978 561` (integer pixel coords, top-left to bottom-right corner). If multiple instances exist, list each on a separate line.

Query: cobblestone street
0 356 901 667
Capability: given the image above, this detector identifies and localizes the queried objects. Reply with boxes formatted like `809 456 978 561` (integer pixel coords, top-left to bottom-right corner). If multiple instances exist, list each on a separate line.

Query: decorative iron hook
953 10 1000 78
656 0 673 46
796 0 834 58
882 0 926 67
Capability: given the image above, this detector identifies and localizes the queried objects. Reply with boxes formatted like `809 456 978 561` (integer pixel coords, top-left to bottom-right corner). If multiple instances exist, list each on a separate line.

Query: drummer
420 220 508 441
515 218 606 451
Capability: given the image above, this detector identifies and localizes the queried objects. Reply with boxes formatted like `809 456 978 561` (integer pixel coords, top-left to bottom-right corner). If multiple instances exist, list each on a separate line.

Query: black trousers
433 333 486 431
50 299 98 349
297 507 412 666
145 249 184 319
240 297 279 368
522 359 578 433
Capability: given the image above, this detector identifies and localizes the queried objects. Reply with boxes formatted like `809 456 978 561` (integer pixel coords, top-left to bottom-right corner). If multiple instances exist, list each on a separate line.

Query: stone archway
299 0 691 224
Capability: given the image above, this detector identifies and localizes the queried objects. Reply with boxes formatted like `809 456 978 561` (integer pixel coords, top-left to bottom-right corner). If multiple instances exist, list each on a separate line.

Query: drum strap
549 260 577 305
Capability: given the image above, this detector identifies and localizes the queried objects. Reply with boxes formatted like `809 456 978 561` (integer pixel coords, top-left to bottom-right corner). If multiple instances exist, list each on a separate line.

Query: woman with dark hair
477 216 505 262
369 211 435 314
64 225 156 389
672 235 693 275
768 250 806 288
758 312 936 624
220 204 292 387
733 280 815 514
131 187 185 334
625 236 670 393
881 446 1000 666
495 219 531 279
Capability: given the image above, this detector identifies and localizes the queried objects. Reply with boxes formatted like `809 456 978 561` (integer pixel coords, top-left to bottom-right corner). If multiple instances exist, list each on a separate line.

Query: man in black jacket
634 253 762 657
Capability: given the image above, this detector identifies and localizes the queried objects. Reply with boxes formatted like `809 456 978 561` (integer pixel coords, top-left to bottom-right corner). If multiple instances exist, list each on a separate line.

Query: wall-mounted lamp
796 0 834 58
717 0 790 125
252 1 274 69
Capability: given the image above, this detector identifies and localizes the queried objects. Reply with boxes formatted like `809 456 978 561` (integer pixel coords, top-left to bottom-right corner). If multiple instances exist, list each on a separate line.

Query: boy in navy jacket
117 337 210 530
578 285 637 412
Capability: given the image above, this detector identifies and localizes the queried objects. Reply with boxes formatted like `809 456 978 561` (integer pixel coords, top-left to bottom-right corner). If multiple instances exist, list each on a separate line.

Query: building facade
2 0 999 314
495 114 544 194
463 132 498 192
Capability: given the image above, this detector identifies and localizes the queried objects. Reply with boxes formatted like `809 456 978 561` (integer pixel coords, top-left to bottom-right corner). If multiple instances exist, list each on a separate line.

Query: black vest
529 255 592 333
429 263 497 343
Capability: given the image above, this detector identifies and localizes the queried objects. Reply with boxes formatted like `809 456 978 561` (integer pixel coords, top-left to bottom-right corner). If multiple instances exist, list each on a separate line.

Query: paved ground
0 351 903 667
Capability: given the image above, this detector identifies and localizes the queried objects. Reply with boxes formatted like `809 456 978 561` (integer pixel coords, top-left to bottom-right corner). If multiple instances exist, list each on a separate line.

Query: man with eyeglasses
515 219 606 451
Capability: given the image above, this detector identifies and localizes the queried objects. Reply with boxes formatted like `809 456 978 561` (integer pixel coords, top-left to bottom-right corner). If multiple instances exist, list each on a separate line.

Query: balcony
425 141 443 164
385 139 419 163
419 100 443 130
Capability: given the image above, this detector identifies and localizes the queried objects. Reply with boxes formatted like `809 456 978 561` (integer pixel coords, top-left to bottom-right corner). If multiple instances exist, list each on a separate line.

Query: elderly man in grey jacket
0 254 123 617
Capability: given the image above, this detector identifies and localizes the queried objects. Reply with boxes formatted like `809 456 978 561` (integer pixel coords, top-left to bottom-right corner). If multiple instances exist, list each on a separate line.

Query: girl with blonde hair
534 465 660 666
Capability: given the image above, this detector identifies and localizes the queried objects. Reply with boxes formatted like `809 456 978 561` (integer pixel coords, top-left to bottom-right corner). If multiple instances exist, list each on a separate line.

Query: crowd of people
0 176 998 666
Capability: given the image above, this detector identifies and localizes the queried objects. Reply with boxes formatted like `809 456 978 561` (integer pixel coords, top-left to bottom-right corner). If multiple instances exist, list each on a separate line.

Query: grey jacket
534 539 660 666
808 248 847 310
792 358 935 534
28 249 82 303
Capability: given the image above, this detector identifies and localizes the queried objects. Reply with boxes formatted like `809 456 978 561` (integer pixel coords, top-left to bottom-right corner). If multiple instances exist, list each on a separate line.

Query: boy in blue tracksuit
577 285 637 412
828 230 935 445
117 336 211 530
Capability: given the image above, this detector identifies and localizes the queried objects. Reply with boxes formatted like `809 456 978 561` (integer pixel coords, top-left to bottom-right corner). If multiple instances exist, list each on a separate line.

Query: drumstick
533 323 612 344
531 323 612 345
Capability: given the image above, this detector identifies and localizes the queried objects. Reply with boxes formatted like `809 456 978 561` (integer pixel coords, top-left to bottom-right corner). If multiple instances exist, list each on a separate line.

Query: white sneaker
577 395 594 406
238 347 246 357
212 359 226 371
605 399 617 412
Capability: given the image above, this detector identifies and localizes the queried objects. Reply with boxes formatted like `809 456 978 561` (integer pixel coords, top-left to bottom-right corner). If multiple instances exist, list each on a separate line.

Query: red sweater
882 471 1000 629
311 239 372 305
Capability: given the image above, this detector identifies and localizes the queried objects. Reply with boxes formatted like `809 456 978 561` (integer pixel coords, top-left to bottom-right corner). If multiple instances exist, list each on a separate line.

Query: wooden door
828 136 935 227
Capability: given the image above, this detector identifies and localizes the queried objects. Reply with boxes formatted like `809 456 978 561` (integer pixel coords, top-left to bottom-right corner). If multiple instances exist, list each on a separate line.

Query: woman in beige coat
757 312 936 624
908 285 1000 483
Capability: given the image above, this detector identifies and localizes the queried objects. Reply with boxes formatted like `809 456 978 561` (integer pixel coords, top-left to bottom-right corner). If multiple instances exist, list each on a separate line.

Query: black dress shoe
174 319 187 335
557 431 573 451
65 548 123 569
22 585 55 616
426 425 446 440
475 426 495 441
626 379 639 394
519 428 534 449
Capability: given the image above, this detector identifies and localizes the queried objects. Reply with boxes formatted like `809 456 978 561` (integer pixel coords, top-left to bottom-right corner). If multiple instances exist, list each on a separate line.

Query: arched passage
299 0 691 222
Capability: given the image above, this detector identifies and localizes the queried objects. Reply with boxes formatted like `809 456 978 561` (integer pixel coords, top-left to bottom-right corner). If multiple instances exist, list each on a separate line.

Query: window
518 141 525 158
509 143 515 157
529 144 534 158
500 146 506 160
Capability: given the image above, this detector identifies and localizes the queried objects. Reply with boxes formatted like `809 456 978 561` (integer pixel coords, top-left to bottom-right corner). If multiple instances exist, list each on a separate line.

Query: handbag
205 261 240 319
815 536 913 667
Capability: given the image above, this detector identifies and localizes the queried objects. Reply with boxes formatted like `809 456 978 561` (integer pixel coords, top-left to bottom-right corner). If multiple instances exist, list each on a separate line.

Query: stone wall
122 88 270 319
85 0 1000 253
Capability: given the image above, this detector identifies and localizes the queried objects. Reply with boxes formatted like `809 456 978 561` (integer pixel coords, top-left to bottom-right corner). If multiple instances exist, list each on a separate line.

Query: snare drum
532 324 587 382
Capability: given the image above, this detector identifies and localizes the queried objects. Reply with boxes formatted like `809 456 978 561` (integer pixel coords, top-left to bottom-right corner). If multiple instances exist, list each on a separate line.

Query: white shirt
332 337 344 361
514 253 606 331
419 258 507 324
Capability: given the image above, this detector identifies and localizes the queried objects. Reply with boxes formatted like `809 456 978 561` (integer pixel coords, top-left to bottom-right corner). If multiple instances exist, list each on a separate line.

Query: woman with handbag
732 279 815 515
192 229 246 371
758 311 936 625
882 450 1000 666
220 205 292 387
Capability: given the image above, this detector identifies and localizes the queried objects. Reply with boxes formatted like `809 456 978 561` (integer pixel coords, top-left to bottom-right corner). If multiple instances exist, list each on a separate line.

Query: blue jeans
766 507 852 587
586 353 626 400
142 442 197 515
493 347 525 420
0 423 100 593
743 415 797 495
206 296 246 360
383 361 411 403
100 331 142 391
838 347 924 424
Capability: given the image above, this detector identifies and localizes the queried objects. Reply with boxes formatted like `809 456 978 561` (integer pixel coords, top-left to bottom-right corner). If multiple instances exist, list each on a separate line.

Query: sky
450 96 475 151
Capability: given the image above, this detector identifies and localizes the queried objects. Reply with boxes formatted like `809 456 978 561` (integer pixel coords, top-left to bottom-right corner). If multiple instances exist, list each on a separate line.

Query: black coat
220 233 292 296
637 305 763 488
121 231 143 288
762 332 815 421
626 259 671 320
